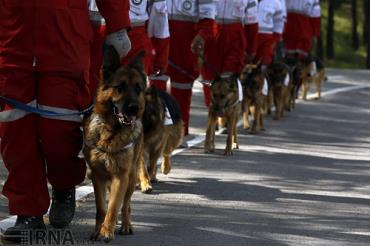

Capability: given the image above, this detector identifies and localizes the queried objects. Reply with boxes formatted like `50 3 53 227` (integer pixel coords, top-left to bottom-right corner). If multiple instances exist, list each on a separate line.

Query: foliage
318 1 367 68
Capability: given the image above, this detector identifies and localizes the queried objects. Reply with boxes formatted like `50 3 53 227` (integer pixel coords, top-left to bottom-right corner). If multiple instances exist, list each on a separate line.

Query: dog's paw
150 176 159 184
204 148 215 154
232 143 239 149
95 225 114 242
119 224 134 236
249 129 257 135
141 184 153 194
161 162 171 175
224 149 233 156
90 230 100 241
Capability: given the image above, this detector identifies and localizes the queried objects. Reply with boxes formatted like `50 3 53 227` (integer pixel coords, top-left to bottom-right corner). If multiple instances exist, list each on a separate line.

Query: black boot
49 187 76 229
1 215 45 244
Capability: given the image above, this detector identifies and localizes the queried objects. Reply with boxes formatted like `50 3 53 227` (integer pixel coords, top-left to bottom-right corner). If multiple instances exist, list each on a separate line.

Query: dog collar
84 138 135 154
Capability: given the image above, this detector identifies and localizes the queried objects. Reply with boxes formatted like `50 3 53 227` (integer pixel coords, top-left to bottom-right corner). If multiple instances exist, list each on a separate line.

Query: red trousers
255 33 276 65
202 23 246 107
284 13 316 56
168 21 198 136
0 68 89 215
121 25 152 73
89 23 170 94
89 24 107 97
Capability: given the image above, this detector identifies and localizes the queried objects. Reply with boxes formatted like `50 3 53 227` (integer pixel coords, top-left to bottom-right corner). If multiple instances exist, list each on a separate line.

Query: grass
319 2 367 69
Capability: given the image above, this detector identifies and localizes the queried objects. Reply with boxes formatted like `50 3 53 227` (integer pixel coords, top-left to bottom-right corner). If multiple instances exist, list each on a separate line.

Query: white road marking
1 83 369 230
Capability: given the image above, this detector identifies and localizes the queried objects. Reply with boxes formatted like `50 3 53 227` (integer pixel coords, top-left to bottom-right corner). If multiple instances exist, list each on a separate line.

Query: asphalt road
0 68 370 246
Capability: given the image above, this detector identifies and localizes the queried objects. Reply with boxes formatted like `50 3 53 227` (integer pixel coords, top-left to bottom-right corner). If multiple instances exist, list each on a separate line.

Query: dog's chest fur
84 113 143 174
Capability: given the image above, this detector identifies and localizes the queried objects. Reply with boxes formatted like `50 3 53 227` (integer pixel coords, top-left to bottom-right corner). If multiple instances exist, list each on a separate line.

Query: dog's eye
114 83 126 93
135 83 142 94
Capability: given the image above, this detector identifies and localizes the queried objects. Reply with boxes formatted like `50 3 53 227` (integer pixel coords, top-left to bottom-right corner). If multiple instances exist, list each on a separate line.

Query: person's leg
149 37 170 91
37 70 90 228
89 23 107 97
167 21 197 136
0 68 48 242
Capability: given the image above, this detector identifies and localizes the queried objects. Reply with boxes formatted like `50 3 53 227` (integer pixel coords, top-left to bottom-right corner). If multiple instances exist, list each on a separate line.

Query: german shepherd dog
204 73 242 155
266 62 292 120
300 55 326 100
284 56 302 109
240 63 266 134
138 86 184 193
83 48 146 242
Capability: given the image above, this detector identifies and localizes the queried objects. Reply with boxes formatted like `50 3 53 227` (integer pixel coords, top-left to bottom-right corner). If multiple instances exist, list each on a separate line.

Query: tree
351 0 359 50
326 0 335 59
365 0 370 68
364 0 369 44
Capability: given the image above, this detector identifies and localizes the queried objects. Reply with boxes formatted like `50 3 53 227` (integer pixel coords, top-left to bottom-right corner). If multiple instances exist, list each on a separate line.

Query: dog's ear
102 46 121 85
128 50 146 71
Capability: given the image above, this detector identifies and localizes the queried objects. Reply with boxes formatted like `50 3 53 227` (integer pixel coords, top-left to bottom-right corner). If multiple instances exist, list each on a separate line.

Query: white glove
105 28 131 58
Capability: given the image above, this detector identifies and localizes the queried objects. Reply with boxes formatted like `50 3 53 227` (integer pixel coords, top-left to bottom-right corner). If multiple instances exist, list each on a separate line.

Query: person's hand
191 35 205 55
105 28 131 58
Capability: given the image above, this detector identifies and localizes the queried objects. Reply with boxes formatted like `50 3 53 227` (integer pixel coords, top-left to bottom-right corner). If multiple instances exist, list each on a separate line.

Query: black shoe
1 216 45 244
49 187 76 229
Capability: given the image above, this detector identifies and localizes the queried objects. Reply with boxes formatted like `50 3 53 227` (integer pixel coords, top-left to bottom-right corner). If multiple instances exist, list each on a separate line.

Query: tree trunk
326 0 335 59
364 0 369 44
351 0 359 50
365 0 370 68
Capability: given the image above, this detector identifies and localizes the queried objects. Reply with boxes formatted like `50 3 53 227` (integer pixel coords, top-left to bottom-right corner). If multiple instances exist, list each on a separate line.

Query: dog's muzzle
113 105 136 127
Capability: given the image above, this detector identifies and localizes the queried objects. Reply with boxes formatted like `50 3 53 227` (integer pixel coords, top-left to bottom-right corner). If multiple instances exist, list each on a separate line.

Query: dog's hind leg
148 143 164 182
232 110 240 150
205 111 217 153
138 154 152 194
162 121 183 174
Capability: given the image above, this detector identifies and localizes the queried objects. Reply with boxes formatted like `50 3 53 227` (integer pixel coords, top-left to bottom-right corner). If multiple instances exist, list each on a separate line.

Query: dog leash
168 60 217 86
0 95 93 117
168 60 197 81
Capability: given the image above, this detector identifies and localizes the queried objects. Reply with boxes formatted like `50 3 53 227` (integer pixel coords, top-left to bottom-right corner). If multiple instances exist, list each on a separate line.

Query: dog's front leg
119 168 137 235
99 175 128 242
224 114 234 156
242 99 250 130
205 111 217 153
251 105 258 134
90 174 107 241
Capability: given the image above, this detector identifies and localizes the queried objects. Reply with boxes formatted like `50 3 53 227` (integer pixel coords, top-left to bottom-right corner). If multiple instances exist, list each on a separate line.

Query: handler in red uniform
0 0 130 242
284 0 321 58
167 0 218 136
255 0 285 68
89 0 170 94
201 0 259 107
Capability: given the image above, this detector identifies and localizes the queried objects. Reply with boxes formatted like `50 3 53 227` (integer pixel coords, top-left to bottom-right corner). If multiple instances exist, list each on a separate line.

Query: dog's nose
127 103 139 115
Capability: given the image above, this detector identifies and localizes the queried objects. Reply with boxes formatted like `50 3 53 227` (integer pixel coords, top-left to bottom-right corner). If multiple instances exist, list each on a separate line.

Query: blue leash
0 96 93 117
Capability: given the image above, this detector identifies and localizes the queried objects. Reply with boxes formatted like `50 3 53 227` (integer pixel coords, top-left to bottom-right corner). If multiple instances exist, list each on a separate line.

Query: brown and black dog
83 48 146 242
300 56 326 100
204 73 242 155
138 86 184 193
266 62 292 120
240 63 266 134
